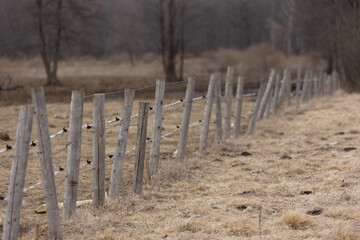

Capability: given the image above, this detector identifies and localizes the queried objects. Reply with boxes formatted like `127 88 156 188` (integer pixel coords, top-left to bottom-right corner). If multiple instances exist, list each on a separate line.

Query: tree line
0 0 359 89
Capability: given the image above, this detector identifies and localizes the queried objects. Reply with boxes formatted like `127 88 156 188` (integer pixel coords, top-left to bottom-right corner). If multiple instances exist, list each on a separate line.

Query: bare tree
29 0 100 86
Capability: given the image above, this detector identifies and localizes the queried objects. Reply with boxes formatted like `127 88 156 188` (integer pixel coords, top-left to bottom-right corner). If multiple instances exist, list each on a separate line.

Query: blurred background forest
0 0 359 96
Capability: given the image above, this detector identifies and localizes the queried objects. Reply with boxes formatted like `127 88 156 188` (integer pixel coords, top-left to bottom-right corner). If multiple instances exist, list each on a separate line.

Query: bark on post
215 72 223 141
177 77 195 159
273 72 281 114
265 87 274 118
63 91 84 219
109 89 135 198
258 69 276 120
2 106 33 240
31 87 63 239
199 74 217 151
149 80 166 176
223 66 234 139
133 102 149 194
295 68 302 106
277 69 287 107
233 76 244 139
301 71 309 103
286 69 292 106
246 82 265 135
92 94 105 208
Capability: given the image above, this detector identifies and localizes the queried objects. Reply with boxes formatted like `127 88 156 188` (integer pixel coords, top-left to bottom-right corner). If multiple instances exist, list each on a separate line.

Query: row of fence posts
2 67 339 240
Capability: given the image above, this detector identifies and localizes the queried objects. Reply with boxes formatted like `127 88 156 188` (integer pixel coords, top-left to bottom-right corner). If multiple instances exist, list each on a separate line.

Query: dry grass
1 84 360 239
283 211 313 230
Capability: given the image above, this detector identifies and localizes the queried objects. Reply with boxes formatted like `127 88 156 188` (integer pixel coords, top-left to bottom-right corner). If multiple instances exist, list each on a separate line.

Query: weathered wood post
326 74 331 95
313 75 319 97
133 102 149 194
265 86 274 118
149 80 166 176
2 106 33 240
295 68 302 106
223 66 234 139
319 72 325 96
109 89 135 198
273 72 281 114
31 87 63 239
92 94 105 208
277 69 287 108
301 71 309 103
307 70 314 101
177 77 195 159
246 81 265 135
63 91 84 219
199 74 217 151
286 69 292 106
233 76 244 139
215 72 223 141
258 69 276 120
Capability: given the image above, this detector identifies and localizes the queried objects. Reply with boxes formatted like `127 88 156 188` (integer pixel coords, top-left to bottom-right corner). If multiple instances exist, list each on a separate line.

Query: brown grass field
0 85 360 239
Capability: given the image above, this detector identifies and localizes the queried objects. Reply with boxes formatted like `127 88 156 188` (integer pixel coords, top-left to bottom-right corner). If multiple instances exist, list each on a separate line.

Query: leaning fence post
277 69 287 107
265 86 274 118
199 74 217 151
63 91 84 220
133 102 149 194
109 89 135 198
31 87 63 239
2 106 33 240
149 80 166 176
246 81 265 135
215 72 223 141
233 76 244 139
177 77 195 159
273 72 281 114
258 69 276 120
295 68 302 106
92 94 105 208
223 66 234 139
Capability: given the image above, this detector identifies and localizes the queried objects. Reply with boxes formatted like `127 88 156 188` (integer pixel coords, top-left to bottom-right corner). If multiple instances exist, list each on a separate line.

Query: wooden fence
1 67 339 240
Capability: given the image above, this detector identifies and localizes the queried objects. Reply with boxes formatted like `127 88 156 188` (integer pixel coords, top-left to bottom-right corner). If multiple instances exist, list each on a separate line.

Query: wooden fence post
2 106 33 240
31 87 62 239
149 80 166 176
63 91 84 220
233 76 244 139
295 68 302 106
307 71 314 101
177 77 195 159
223 66 234 139
301 71 309 103
273 72 281 114
199 74 217 151
258 69 276 120
133 102 149 194
286 69 292 106
265 86 274 118
92 94 105 208
314 76 319 97
215 73 223 141
277 69 287 107
246 81 265 135
109 89 135 198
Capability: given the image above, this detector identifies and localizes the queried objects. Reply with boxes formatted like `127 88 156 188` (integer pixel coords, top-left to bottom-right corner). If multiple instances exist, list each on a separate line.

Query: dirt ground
1 90 360 239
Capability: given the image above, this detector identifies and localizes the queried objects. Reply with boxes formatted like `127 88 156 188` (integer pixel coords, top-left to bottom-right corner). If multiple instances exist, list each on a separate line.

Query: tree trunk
179 0 185 81
167 0 177 82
